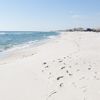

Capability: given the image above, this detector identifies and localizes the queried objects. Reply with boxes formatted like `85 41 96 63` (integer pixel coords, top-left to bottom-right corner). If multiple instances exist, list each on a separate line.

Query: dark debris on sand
42 55 100 99
57 76 64 80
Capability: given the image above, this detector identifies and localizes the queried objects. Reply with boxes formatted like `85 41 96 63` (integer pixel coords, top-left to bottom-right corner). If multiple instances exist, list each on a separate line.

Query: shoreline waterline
0 31 61 62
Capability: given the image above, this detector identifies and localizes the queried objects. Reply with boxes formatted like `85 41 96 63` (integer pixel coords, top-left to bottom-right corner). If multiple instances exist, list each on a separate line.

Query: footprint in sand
45 66 49 68
76 69 80 72
43 62 47 65
61 66 65 70
46 91 57 100
59 83 63 87
57 76 64 80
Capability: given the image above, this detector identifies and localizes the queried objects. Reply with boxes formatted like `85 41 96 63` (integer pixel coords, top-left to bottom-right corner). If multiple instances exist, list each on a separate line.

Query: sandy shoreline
0 32 100 100
0 34 60 64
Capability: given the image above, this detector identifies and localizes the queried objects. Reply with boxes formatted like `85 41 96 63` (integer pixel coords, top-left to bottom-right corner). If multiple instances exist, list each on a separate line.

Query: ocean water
0 31 59 52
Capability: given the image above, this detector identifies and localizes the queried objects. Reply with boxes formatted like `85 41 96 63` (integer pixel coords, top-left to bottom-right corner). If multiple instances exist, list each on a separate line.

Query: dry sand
0 32 100 100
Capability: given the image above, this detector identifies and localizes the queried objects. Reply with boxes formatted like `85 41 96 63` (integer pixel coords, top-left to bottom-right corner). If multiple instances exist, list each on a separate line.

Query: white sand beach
0 32 100 100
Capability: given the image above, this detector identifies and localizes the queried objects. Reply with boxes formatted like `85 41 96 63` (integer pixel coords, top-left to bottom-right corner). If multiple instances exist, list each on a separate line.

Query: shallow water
0 31 59 52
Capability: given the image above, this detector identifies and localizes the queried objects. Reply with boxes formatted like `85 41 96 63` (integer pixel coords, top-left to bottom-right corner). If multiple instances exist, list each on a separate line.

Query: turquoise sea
0 31 59 52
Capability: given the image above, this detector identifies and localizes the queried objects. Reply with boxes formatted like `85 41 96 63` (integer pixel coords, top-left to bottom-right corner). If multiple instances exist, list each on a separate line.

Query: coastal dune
0 32 100 100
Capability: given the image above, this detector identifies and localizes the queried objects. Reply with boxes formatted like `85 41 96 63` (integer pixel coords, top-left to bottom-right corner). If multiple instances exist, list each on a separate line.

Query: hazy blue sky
0 0 100 31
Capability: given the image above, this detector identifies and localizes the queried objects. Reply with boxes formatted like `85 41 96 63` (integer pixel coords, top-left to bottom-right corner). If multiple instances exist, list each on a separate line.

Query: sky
0 0 100 31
